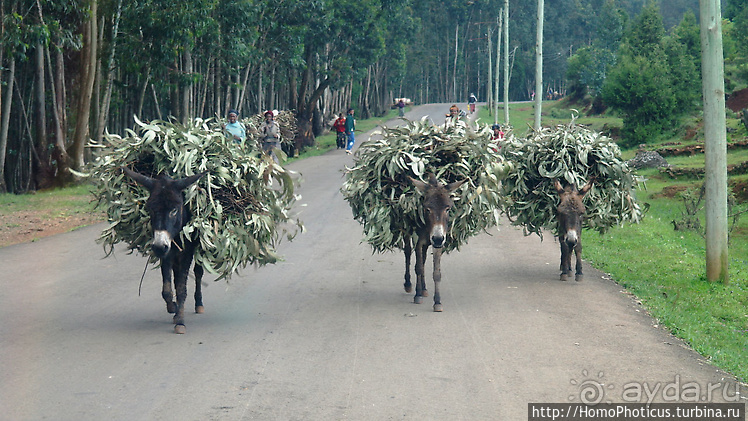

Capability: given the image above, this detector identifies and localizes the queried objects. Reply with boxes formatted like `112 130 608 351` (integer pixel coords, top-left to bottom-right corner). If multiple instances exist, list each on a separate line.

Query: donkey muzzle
430 224 446 248
152 230 172 257
564 230 579 247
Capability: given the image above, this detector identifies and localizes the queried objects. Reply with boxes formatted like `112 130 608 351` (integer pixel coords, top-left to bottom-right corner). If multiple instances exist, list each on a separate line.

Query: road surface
1 103 743 420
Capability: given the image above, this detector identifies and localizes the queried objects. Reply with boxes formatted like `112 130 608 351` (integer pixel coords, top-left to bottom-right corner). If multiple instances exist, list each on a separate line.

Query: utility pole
495 11 503 125
534 0 544 130
487 27 493 117
503 0 509 125
700 0 728 283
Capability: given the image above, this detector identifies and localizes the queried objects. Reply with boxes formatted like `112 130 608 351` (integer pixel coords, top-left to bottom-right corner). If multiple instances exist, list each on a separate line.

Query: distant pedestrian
345 108 356 155
223 109 246 143
397 99 406 117
261 110 281 163
333 113 347 149
468 93 477 114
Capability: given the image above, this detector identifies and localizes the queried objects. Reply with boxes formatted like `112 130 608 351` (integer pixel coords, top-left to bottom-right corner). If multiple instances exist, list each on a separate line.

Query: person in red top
333 113 347 149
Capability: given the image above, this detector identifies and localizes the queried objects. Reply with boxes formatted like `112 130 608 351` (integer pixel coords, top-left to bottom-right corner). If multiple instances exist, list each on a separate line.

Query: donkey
123 168 207 334
554 178 593 282
403 174 467 311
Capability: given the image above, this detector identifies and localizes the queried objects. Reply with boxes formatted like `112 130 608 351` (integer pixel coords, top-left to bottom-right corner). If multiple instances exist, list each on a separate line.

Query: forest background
1 0 747 194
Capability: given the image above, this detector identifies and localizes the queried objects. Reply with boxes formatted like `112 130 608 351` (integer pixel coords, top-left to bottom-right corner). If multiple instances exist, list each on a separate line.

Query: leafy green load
500 118 645 237
243 110 298 151
341 117 510 253
87 117 302 280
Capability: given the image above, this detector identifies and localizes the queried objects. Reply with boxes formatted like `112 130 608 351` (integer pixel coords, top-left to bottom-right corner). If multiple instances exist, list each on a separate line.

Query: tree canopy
1 0 744 192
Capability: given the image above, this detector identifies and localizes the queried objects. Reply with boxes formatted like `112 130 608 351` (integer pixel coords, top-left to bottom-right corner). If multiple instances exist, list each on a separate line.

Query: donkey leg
432 248 444 312
172 258 191 334
413 239 426 304
574 241 584 282
160 263 177 313
559 242 571 282
403 237 413 293
419 242 429 297
194 263 205 314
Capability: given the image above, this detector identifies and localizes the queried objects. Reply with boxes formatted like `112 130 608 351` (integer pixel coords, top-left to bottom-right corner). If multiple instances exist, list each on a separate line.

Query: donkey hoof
575 274 583 282
195 305 205 314
404 284 413 293
560 273 569 282
174 324 186 334
433 303 443 312
166 302 177 314
414 295 424 304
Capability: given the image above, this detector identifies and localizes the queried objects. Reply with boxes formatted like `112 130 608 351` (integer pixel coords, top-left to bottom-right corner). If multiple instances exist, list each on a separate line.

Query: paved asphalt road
1 103 744 420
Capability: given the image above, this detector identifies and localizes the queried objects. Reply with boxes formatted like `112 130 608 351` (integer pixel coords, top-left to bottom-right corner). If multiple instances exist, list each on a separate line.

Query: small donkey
124 168 206 334
403 174 466 311
554 178 593 282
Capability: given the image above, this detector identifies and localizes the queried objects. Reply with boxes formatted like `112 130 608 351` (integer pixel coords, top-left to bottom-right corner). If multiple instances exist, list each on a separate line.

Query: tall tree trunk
136 66 150 117
45 43 73 186
453 24 458 102
55 47 67 141
0 57 15 193
503 0 510 124
494 11 502 124
182 48 192 124
71 0 98 171
96 0 122 141
34 43 47 156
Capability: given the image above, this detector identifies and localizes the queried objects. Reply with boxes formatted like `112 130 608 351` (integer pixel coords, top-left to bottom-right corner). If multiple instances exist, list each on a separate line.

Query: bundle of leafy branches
341 117 510 253
87 116 302 280
500 118 645 238
244 110 298 151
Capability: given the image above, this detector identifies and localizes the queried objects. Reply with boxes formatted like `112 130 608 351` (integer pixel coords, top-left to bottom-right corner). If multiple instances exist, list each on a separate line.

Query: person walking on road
397 99 406 117
345 108 356 155
333 113 347 149
261 110 281 163
468 93 477 114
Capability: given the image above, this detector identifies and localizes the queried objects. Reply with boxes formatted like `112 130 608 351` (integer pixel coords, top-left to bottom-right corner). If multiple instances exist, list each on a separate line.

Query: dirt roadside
0 203 104 248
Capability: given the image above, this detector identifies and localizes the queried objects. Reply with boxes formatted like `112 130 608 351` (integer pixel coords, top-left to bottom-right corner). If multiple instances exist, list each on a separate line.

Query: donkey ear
408 176 428 193
446 179 467 193
173 171 207 191
123 167 155 191
579 178 594 196
553 178 564 194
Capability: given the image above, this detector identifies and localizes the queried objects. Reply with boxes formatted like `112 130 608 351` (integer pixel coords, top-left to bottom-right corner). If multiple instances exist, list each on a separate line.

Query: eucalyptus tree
0 0 88 191
118 0 217 124
275 0 385 147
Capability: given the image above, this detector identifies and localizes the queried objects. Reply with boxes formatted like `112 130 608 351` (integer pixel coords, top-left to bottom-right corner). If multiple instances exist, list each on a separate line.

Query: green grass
582 151 748 382
478 99 748 381
0 184 99 217
476 100 623 135
285 109 401 162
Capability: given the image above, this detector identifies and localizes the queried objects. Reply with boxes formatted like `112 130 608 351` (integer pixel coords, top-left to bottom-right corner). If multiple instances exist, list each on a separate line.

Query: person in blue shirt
223 109 246 143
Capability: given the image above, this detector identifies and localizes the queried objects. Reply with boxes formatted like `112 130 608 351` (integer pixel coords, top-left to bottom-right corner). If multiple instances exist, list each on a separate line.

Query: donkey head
123 168 206 258
554 178 593 247
409 174 467 249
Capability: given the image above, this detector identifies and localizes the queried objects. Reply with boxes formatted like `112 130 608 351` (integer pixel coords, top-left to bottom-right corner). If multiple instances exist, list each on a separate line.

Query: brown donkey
554 178 593 282
403 174 466 311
